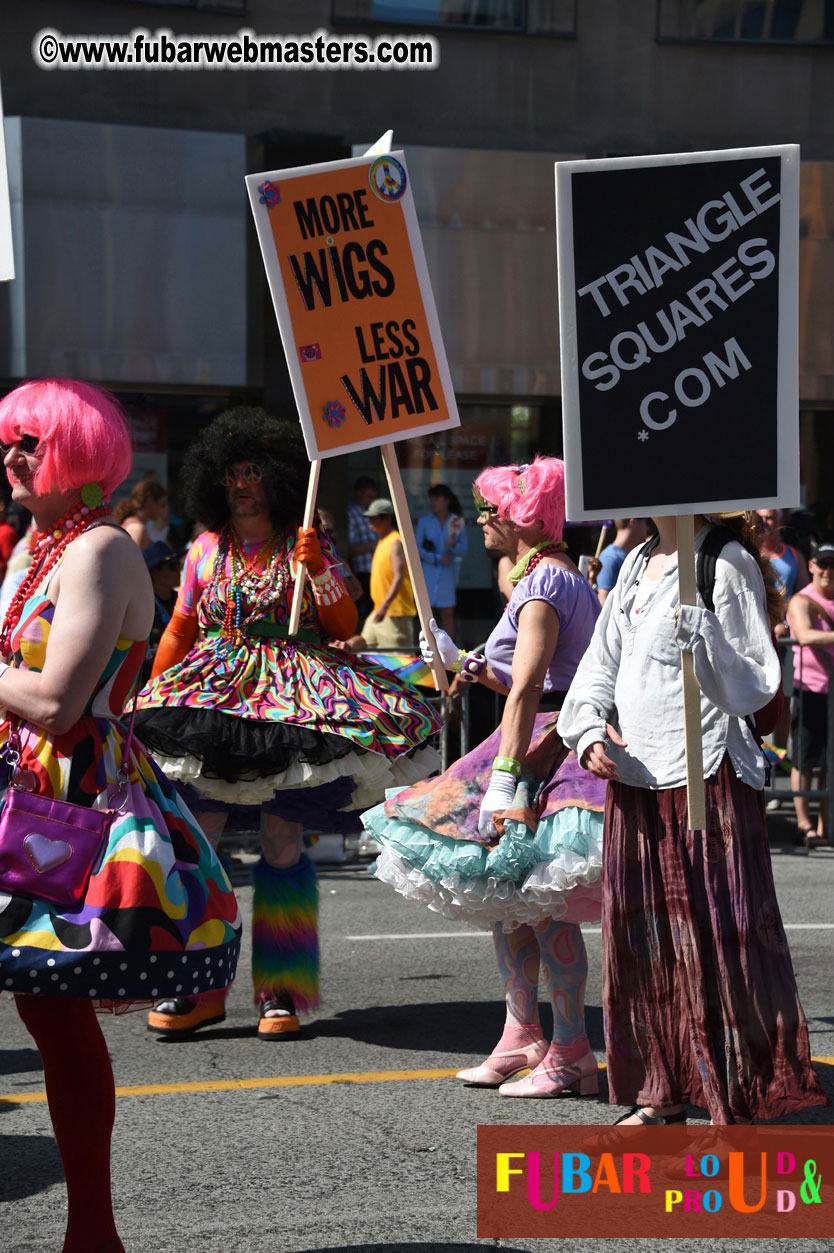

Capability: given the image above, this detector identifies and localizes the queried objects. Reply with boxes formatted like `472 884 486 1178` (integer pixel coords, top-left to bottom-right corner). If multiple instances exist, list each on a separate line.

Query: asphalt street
1 838 833 1253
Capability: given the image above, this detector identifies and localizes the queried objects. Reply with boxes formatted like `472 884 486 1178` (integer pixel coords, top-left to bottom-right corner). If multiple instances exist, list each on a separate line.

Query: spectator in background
756 508 809 608
787 542 834 848
415 483 468 636
0 523 36 619
141 540 185 681
595 518 650 605
114 478 169 549
346 475 378 621
362 498 417 648
0 494 18 583
756 507 809 769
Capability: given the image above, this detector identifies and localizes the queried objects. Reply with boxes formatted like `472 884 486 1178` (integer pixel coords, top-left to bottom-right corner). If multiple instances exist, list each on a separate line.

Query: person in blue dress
414 484 467 636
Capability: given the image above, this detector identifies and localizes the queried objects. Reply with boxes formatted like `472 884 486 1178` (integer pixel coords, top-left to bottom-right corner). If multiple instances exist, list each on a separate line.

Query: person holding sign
558 513 827 1124
135 409 442 1039
364 458 606 1098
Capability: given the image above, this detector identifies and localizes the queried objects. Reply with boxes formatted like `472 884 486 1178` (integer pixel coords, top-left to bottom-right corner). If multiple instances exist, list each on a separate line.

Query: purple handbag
0 687 139 907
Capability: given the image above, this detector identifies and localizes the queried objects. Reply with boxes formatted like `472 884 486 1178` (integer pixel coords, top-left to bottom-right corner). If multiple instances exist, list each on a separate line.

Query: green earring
80 482 103 508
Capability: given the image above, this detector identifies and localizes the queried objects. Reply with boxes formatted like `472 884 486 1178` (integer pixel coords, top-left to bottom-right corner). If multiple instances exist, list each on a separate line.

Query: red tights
15 994 123 1253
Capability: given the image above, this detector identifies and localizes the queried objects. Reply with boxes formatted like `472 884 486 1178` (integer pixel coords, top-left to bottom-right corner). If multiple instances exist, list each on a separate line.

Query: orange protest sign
246 152 459 460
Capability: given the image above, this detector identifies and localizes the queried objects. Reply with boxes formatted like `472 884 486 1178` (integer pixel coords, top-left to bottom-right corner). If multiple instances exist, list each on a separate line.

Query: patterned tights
492 920 590 1062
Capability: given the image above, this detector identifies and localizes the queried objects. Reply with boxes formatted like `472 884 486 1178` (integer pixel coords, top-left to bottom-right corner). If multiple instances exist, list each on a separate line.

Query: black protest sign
556 146 799 520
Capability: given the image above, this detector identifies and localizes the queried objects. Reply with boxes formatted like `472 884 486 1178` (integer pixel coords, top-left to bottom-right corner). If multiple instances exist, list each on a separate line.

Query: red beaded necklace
0 501 110 655
524 542 564 579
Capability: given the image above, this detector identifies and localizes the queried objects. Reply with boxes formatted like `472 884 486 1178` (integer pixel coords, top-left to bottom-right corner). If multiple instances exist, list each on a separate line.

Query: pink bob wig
0 379 133 501
474 456 566 543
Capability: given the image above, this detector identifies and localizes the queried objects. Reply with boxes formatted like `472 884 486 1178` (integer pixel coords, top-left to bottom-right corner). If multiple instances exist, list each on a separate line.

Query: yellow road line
3 1058 832 1106
0 1066 461 1104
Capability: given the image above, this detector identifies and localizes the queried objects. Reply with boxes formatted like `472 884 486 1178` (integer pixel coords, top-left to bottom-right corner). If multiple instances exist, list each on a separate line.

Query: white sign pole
287 130 394 638
0 75 15 283
676 515 706 830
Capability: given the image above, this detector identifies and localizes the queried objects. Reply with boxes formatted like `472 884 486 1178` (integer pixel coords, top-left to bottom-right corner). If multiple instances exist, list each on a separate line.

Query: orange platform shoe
147 996 226 1037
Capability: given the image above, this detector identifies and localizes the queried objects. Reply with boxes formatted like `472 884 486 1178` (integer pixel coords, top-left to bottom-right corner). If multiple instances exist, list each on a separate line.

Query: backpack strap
694 524 776 785
695 524 736 613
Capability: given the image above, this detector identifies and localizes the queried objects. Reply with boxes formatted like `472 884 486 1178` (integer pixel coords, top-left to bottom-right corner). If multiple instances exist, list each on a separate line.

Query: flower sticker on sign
245 150 458 460
322 400 346 429
258 181 281 210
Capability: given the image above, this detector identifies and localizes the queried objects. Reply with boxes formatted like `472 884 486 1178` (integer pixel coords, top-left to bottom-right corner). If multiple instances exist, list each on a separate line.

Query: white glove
477 769 518 838
419 616 460 670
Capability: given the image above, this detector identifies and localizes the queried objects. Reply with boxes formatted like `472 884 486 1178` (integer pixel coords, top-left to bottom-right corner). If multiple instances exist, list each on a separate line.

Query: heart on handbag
23 833 73 873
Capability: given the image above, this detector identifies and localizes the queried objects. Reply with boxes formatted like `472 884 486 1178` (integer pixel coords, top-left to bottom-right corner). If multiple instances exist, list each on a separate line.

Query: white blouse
557 528 782 790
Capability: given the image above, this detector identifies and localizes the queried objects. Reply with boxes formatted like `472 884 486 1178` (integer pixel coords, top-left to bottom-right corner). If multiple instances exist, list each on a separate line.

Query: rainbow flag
362 651 434 688
762 741 791 772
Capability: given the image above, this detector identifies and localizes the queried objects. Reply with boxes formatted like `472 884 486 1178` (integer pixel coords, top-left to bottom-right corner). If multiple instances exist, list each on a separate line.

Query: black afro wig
181 406 308 532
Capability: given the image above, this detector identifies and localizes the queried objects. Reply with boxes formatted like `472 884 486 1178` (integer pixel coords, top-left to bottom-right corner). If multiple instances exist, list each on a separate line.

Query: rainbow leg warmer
251 853 320 1011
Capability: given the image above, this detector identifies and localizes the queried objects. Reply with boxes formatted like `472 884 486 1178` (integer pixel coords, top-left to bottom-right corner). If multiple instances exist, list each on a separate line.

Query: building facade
1 0 832 627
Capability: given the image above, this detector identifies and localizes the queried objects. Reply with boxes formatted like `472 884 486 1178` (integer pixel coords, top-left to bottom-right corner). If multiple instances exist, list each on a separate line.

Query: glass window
333 0 576 34
372 0 525 27
120 0 247 12
658 0 834 44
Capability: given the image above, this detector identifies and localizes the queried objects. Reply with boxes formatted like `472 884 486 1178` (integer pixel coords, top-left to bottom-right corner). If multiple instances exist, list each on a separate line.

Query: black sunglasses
0 433 39 455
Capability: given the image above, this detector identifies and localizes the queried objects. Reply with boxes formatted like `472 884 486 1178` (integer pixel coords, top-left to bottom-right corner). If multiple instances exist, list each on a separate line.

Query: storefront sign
556 145 799 520
247 151 459 459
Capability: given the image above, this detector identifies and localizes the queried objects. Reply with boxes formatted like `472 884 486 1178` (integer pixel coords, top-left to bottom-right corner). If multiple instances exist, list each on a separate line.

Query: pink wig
474 456 566 542
0 379 133 501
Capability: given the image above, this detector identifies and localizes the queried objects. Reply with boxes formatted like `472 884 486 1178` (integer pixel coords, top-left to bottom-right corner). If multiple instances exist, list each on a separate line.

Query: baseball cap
363 498 395 518
812 543 834 562
143 541 185 572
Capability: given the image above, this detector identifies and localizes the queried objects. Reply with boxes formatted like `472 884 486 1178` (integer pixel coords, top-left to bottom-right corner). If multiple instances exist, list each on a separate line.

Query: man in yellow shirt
361 498 417 648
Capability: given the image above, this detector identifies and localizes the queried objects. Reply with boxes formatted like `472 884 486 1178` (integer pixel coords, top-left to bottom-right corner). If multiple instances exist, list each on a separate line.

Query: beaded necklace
210 525 289 646
0 501 110 655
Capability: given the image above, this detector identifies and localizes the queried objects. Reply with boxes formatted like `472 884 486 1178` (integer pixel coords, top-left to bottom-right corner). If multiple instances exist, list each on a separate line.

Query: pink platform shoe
498 1049 599 1098
456 1036 549 1087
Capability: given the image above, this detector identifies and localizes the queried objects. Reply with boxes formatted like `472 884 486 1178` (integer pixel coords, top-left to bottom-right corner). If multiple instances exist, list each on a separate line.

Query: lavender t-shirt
485 564 600 692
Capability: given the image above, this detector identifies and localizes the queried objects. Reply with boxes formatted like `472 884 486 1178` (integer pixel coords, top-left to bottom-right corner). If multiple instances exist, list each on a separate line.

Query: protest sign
556 145 799 521
247 141 451 688
0 78 14 282
246 150 459 460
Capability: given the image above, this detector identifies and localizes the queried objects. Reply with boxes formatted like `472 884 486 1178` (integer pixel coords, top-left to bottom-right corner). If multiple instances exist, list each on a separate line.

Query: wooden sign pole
380 441 448 692
594 523 608 559
676 514 706 830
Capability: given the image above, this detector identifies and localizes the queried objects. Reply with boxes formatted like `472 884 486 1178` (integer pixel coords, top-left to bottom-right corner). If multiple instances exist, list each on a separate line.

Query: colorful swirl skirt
0 590 241 1009
134 529 442 826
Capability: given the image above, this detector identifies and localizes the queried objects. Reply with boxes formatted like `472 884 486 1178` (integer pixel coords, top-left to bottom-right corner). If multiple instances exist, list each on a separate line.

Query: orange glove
296 527 324 574
316 589 358 642
150 610 199 680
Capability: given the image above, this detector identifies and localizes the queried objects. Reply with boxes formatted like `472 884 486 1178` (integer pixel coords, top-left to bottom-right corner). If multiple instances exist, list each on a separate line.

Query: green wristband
493 755 521 778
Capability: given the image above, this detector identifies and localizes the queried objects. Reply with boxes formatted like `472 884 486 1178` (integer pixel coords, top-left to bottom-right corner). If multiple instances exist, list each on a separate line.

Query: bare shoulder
56 522 151 590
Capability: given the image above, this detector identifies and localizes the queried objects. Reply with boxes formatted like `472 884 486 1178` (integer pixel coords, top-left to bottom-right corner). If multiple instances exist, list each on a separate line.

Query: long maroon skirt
604 756 828 1124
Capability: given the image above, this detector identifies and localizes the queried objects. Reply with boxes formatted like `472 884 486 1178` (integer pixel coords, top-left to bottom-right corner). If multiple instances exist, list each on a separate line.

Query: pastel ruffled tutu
363 711 605 931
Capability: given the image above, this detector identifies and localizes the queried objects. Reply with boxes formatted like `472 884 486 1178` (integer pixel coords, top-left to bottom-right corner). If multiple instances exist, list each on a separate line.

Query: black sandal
615 1105 687 1125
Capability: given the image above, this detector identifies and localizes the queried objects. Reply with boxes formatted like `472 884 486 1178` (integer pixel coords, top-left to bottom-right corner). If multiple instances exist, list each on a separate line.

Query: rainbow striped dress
0 588 241 1008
